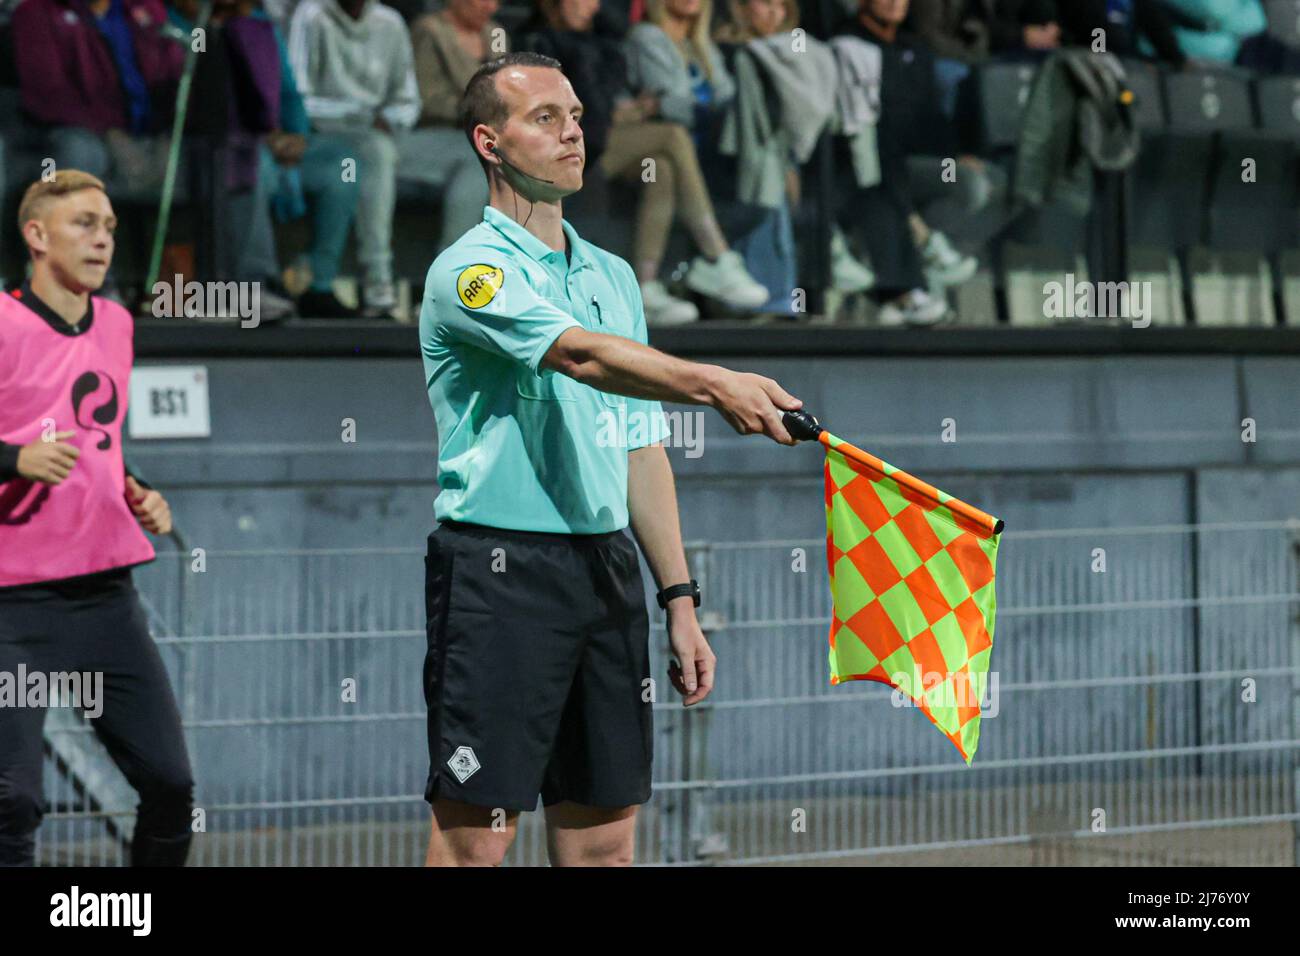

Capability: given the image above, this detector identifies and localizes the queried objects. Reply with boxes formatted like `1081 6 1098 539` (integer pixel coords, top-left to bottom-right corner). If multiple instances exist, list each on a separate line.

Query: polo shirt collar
12 280 95 337
481 205 594 273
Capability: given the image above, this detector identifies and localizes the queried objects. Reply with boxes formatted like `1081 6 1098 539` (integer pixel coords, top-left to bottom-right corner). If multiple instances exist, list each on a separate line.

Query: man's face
24 189 116 294
864 0 909 25
490 66 585 196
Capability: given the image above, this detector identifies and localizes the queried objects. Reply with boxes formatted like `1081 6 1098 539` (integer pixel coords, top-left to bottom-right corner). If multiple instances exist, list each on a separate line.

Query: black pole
1087 169 1130 318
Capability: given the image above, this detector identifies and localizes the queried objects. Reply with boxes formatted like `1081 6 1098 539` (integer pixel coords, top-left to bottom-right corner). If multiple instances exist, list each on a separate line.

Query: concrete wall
122 354 1299 548
111 353 1299 814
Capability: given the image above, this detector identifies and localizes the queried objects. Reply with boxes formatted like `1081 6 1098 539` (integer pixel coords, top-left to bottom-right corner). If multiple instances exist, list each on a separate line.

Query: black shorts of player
0 567 194 866
423 519 653 812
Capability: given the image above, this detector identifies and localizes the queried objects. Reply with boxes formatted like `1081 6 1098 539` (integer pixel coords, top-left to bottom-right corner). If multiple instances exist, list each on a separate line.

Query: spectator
1156 0 1268 66
833 0 998 325
906 1 1062 61
230 0 362 317
408 0 503 257
411 0 510 129
715 0 795 41
905 3 1061 118
522 0 770 324
12 0 295 316
13 0 183 145
622 0 772 318
261 0 300 29
628 0 735 150
11 0 183 283
1056 0 1187 66
288 0 422 319
517 1 624 166
715 0 879 301
169 0 301 318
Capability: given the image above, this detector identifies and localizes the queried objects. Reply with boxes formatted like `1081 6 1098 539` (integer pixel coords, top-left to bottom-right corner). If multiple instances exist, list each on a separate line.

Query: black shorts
423 519 653 811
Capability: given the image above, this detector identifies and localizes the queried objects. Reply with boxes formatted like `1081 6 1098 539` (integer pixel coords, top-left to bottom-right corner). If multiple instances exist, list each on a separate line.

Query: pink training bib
0 287 155 587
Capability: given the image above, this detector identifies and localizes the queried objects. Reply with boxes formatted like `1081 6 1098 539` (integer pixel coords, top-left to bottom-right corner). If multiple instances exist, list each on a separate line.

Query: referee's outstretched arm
542 327 803 445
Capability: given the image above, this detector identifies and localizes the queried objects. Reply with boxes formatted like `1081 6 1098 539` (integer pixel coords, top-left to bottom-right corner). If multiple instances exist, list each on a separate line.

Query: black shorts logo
447 745 481 782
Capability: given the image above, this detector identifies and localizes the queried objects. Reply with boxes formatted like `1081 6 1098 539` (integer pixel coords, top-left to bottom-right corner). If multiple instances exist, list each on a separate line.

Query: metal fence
35 520 1300 866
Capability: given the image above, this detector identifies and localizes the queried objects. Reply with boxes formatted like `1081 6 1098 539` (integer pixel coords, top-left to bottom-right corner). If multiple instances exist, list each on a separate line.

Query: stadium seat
1265 0 1300 47
973 61 1039 153
1163 70 1255 133
1279 248 1300 325
1160 72 1287 323
977 60 1089 258
1130 71 1252 252
1187 248 1278 326
1205 129 1296 254
1120 59 1166 132
1255 75 1300 135
1195 74 1296 254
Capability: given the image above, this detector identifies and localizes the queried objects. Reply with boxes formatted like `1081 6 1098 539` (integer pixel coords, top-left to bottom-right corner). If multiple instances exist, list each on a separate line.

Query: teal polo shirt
419 205 671 534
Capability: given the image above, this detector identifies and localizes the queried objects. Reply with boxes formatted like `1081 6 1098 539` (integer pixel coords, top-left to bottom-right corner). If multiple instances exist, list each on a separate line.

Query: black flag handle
783 409 823 442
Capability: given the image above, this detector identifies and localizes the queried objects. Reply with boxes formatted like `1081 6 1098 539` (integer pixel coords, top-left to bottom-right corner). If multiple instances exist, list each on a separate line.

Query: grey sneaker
878 289 948 327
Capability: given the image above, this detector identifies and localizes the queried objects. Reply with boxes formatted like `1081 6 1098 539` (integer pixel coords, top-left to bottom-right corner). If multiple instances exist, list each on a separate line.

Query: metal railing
35 520 1300 866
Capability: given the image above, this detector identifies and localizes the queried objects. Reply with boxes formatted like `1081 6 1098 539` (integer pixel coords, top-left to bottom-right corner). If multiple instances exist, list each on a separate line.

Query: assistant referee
419 52 802 867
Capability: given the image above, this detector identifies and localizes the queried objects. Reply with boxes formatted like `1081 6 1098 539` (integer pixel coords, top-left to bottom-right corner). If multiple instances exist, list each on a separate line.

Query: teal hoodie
1154 0 1267 63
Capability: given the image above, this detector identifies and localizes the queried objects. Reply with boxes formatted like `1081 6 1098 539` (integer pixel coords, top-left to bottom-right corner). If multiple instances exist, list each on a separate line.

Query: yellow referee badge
456 264 505 309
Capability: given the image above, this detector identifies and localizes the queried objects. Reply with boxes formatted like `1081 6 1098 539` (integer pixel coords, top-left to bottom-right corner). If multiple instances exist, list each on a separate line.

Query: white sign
129 366 211 439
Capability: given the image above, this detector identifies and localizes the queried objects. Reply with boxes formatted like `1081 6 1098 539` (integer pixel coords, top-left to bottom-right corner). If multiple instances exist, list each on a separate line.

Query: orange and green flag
819 430 1003 765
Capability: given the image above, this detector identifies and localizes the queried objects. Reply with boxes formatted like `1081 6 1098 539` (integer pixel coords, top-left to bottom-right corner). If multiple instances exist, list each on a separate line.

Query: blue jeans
261 136 359 290
731 202 797 315
934 59 971 121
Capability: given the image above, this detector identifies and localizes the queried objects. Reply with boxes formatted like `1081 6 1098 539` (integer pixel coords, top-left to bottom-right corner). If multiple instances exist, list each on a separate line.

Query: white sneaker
684 250 769 310
640 280 699 326
878 289 948 327
362 279 397 319
830 227 876 294
921 231 978 289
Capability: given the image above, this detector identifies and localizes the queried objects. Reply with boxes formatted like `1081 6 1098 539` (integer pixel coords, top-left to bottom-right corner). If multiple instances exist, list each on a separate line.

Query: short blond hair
17 170 108 238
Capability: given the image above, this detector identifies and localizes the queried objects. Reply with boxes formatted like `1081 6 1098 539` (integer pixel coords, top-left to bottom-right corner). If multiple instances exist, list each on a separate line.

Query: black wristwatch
656 579 701 610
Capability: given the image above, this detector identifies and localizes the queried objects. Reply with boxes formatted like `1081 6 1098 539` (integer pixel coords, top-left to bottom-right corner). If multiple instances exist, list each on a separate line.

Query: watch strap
656 580 700 609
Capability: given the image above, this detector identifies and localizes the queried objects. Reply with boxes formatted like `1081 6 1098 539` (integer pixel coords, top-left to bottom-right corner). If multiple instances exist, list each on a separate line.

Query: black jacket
905 0 1060 60
834 16 961 163
1056 0 1187 66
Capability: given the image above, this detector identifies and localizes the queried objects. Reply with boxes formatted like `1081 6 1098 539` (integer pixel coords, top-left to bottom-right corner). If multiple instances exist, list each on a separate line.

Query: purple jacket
220 16 281 189
13 0 184 133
